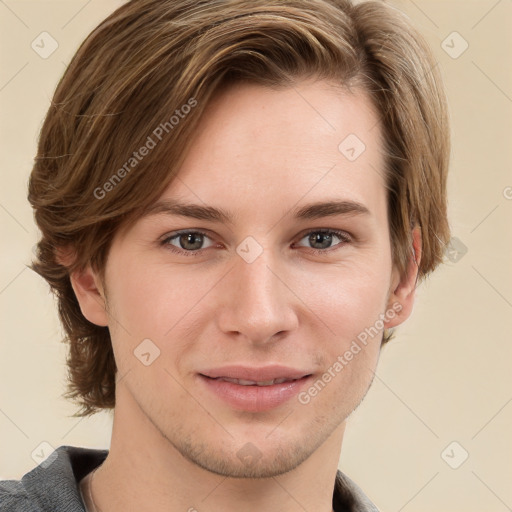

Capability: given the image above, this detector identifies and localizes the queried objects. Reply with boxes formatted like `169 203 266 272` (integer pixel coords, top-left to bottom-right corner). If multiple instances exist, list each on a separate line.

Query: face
79 79 415 478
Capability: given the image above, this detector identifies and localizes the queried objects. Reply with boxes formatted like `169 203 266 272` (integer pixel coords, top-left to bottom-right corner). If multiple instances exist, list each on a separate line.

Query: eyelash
159 228 352 257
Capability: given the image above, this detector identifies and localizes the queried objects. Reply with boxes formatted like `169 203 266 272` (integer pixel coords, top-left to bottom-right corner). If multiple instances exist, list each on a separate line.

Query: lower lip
199 375 311 412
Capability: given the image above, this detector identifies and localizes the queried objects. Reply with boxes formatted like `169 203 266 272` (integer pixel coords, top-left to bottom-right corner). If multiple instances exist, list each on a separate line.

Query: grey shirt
0 445 379 511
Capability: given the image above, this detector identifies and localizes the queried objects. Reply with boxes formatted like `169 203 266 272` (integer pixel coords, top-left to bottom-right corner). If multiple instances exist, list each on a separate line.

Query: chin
168 429 322 479
186 445 313 479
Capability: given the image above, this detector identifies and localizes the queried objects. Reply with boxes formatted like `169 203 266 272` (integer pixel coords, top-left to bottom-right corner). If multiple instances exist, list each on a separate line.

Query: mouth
198 366 313 412
207 376 303 386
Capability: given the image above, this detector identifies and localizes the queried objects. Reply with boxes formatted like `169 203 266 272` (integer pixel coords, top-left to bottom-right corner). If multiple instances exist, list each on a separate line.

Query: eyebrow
141 198 371 224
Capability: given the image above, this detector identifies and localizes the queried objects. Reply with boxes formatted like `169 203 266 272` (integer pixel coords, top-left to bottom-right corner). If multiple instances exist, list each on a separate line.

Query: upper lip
199 365 311 381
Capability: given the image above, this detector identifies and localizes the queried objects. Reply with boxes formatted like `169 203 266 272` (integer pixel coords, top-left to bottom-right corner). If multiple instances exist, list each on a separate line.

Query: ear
384 226 422 329
69 265 109 327
56 246 109 327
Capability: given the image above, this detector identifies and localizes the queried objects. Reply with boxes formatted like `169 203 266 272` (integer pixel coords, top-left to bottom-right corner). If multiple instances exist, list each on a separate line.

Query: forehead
147 79 386 226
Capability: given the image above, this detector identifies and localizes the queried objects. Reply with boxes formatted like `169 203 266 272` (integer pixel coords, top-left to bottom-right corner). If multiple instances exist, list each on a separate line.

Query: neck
92 386 344 512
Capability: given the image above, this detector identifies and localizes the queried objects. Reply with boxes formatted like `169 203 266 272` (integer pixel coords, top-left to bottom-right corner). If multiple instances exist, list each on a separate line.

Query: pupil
181 233 202 250
311 232 332 249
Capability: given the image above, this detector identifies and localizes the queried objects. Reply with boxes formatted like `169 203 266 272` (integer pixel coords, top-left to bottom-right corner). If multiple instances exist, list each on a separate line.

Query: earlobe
69 266 109 327
384 226 422 329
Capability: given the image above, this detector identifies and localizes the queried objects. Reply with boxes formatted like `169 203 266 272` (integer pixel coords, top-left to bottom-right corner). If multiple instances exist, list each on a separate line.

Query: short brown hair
28 0 450 417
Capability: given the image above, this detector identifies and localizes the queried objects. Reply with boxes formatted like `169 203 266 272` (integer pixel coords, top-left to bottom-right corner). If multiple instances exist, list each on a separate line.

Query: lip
198 365 312 412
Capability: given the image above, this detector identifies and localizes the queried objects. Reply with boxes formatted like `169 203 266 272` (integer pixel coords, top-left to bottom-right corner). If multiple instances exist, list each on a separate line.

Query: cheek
107 249 193 329
105 255 220 377
295 255 392 339
291 258 390 405
295 267 386 410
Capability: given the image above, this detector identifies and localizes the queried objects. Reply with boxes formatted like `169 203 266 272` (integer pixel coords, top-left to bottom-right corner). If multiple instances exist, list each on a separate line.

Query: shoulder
0 478 33 512
333 470 380 512
0 445 108 512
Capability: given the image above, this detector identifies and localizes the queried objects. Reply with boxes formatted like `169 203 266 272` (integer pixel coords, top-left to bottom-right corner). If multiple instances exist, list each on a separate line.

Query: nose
215 245 299 346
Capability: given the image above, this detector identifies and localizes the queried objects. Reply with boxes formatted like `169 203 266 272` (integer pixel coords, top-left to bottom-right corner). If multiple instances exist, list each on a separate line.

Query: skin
71 79 421 512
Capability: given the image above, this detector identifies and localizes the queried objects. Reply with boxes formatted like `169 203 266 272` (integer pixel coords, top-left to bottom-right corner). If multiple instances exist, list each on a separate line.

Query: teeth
255 380 275 386
217 377 294 386
238 379 260 385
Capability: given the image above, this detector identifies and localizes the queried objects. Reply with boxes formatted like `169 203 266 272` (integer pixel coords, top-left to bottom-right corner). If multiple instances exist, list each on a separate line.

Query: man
0 0 450 510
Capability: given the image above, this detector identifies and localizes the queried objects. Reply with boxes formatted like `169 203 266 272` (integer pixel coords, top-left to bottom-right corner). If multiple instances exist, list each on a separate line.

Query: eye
160 228 352 257
160 230 215 257
295 229 352 254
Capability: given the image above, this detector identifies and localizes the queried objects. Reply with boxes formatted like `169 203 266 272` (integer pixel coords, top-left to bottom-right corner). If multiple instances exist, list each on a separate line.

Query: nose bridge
217 244 297 343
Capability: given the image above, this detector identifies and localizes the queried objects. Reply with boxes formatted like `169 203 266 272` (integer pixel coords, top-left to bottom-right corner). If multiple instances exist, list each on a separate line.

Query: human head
28 0 450 417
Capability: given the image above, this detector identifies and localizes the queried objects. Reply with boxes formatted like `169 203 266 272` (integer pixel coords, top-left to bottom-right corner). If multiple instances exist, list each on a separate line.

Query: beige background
1 1 511 510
